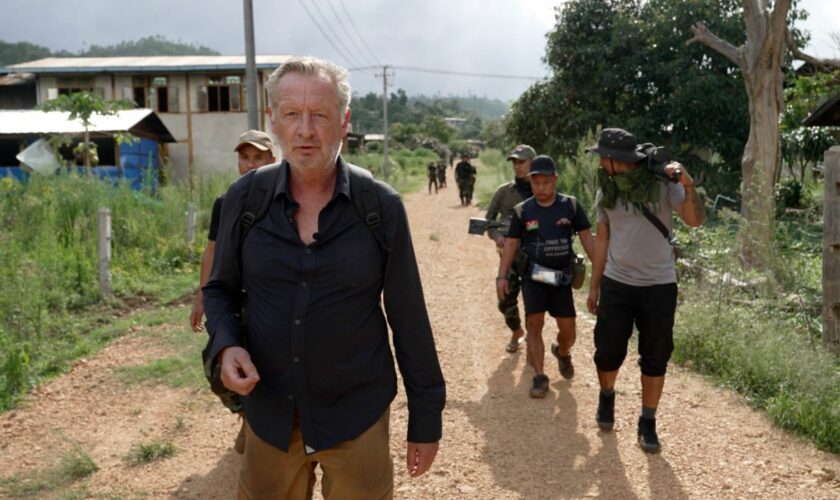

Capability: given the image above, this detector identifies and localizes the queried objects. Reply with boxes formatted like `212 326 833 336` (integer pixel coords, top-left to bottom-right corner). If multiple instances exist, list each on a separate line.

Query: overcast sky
2 0 838 101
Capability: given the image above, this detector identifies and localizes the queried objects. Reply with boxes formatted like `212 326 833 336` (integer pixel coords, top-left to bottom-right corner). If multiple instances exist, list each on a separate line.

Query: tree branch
687 22 743 67
786 29 840 69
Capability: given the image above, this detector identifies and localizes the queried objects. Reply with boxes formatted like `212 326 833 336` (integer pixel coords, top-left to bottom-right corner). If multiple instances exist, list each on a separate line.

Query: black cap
527 155 557 176
586 128 647 163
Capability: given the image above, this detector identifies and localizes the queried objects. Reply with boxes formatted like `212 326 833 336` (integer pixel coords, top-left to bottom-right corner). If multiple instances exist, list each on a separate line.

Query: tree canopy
508 0 751 194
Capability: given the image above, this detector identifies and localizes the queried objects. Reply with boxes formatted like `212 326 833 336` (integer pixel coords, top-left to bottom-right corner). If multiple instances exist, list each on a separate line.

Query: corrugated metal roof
0 109 175 142
0 72 35 86
4 55 291 74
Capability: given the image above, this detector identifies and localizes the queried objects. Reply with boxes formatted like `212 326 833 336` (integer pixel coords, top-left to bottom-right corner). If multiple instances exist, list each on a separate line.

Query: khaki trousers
238 410 393 500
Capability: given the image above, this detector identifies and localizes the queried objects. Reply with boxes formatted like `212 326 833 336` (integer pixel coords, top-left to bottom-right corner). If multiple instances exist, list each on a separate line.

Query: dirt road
2 173 840 498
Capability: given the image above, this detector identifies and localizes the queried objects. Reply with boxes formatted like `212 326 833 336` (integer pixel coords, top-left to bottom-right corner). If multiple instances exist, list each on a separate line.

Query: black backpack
238 161 390 252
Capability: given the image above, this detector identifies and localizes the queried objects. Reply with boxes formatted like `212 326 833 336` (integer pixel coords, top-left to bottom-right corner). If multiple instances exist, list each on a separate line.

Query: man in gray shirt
586 128 704 453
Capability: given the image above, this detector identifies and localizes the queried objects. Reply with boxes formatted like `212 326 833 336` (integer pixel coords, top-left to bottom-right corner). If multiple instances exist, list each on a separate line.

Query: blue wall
0 137 160 191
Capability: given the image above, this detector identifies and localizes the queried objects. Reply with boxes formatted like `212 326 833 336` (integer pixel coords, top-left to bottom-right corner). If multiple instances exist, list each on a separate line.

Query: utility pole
376 65 394 181
243 0 259 130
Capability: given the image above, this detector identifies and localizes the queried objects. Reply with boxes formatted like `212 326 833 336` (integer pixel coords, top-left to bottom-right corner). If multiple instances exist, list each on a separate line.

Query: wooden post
186 203 197 246
823 146 840 353
98 208 112 299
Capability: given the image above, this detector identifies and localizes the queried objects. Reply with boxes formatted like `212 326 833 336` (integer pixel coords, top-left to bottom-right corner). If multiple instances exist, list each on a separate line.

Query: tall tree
509 0 750 193
687 0 840 267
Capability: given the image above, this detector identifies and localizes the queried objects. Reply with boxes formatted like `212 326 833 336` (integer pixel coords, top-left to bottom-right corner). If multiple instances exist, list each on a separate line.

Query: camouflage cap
234 129 277 157
507 144 536 161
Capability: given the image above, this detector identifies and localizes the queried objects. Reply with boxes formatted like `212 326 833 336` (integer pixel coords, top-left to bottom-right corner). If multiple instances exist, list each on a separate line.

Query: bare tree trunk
84 127 91 168
739 69 784 266
687 0 791 268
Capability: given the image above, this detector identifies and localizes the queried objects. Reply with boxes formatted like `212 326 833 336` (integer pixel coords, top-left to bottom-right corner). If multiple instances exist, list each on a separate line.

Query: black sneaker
529 374 550 398
550 342 574 379
596 391 615 430
637 416 661 453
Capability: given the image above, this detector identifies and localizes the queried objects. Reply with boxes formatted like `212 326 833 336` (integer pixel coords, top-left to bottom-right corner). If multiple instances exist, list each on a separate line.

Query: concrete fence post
186 203 197 246
97 208 112 299
823 146 840 353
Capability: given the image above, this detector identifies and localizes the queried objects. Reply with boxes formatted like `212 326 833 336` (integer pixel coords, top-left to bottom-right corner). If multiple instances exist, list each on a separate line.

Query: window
54 77 100 97
126 76 178 113
200 75 243 112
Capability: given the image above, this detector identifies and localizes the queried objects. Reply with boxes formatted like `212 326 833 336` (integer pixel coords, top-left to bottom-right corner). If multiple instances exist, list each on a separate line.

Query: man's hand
494 235 505 249
189 293 204 332
496 277 509 301
406 441 439 478
587 288 599 314
220 346 260 396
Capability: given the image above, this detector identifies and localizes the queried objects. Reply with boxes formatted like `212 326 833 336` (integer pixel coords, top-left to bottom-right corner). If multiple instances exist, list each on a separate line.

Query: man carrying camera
496 155 595 398
484 145 536 354
586 128 704 453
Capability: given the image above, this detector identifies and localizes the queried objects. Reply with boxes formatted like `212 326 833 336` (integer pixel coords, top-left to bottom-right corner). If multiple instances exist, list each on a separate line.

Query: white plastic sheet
16 138 60 176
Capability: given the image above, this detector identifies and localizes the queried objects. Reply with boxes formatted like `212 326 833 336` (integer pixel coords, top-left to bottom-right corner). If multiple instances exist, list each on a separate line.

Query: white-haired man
204 56 445 498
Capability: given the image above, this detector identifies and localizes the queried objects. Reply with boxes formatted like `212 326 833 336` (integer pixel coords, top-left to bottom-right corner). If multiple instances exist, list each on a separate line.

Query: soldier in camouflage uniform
485 145 536 353
455 154 477 205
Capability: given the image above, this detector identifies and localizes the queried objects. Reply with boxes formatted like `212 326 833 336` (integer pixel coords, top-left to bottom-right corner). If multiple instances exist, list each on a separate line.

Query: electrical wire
305 0 365 68
325 0 378 68
297 0 356 67
338 0 381 66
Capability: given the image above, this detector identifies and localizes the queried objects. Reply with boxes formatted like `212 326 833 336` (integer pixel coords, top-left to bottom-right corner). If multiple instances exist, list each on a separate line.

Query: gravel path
2 168 839 498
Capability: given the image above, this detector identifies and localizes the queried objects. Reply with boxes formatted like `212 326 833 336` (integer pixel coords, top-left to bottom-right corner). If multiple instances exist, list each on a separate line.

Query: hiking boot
234 414 246 454
637 416 661 453
550 342 574 379
529 374 549 398
596 391 615 430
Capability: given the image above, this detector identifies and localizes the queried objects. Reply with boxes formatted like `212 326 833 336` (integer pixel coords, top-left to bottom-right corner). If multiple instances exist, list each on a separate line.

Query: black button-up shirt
204 158 445 453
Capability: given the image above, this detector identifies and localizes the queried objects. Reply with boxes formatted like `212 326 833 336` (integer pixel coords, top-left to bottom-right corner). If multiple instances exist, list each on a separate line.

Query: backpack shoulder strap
639 203 671 241
240 162 282 244
347 164 390 253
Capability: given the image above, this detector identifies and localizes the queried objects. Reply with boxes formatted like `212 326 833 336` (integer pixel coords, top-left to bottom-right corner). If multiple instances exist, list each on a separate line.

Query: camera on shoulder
636 143 680 183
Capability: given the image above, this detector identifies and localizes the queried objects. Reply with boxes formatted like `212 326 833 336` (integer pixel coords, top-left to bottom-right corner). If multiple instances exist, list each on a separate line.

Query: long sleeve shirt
204 158 445 453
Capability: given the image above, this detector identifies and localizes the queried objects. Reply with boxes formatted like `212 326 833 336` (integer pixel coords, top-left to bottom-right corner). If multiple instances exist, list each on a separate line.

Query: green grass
345 148 437 194
124 441 176 465
0 446 97 497
0 170 227 412
116 354 204 389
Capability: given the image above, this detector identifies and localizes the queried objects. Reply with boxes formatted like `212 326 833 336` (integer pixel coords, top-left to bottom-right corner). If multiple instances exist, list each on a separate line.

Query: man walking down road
455 153 476 206
497 156 594 399
586 128 704 453
484 145 535 355
189 129 276 454
204 56 445 498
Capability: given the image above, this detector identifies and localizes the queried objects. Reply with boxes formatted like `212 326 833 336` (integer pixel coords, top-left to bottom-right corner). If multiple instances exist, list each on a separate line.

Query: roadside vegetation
0 446 97 497
0 155 431 413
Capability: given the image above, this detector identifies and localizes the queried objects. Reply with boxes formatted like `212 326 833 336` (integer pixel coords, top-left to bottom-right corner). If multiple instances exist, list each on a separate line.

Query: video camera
637 143 681 183
467 217 508 236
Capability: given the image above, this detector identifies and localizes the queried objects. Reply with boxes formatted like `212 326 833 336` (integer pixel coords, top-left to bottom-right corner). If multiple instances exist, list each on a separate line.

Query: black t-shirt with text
508 194 591 270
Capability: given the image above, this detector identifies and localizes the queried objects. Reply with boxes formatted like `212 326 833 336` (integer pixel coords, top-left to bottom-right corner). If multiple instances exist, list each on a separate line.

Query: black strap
347 164 390 253
639 204 671 242
240 162 282 245
238 161 389 253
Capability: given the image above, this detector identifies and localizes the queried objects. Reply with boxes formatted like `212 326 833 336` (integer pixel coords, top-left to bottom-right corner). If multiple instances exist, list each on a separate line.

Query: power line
297 0 356 67
392 65 544 80
347 65 543 81
306 0 365 68
338 0 381 66
325 0 378 67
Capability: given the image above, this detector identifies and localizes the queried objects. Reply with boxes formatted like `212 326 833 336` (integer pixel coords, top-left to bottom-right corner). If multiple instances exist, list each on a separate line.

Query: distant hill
0 35 219 66
413 95 509 120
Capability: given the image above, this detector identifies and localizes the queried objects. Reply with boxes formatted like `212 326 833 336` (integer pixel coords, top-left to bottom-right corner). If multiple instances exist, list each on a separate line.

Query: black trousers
593 276 677 377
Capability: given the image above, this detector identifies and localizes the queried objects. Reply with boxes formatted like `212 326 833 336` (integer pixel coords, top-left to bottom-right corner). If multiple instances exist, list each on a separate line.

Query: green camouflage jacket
484 181 527 242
